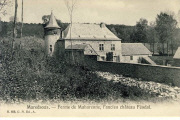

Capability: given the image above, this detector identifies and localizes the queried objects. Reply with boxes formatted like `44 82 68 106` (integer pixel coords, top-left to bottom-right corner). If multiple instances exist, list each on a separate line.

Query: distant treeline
106 24 135 43
0 21 69 38
0 21 136 42
1 21 180 55
107 24 180 44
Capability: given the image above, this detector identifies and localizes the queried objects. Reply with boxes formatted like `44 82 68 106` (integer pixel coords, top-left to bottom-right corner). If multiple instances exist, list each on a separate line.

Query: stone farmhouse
44 12 155 65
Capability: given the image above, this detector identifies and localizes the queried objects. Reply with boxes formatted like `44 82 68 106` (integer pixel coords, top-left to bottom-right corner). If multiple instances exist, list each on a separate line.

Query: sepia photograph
0 0 180 118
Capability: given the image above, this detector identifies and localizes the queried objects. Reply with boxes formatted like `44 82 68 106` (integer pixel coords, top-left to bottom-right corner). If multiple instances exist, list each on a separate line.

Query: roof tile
45 11 60 29
122 43 152 55
63 23 120 40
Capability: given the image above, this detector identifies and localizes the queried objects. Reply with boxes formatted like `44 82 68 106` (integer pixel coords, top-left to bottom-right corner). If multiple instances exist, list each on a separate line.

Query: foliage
155 12 178 54
42 15 68 30
1 19 180 52
146 22 158 54
0 21 69 38
110 27 118 36
0 22 44 38
107 24 134 43
130 18 148 43
0 0 12 15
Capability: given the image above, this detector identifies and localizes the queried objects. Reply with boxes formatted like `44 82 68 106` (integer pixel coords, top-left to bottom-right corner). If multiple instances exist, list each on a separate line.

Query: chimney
100 22 105 28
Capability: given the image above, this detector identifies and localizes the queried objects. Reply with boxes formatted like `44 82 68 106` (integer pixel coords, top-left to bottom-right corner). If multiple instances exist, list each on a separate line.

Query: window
99 44 104 51
111 44 115 51
50 45 52 52
130 56 133 60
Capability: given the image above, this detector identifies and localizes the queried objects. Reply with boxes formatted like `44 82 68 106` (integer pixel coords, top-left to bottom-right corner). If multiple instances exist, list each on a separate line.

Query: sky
1 0 180 26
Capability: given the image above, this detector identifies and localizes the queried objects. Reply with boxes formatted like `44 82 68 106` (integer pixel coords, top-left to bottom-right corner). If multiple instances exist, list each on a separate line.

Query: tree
0 0 9 15
155 12 177 55
42 15 50 25
64 0 78 63
20 0 23 38
8 16 20 37
12 0 18 49
42 15 62 28
147 22 158 54
131 18 148 43
0 0 11 33
178 10 180 26
0 17 1 33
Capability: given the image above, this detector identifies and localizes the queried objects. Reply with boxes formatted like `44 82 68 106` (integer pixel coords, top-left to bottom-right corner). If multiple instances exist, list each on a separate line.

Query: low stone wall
95 61 180 87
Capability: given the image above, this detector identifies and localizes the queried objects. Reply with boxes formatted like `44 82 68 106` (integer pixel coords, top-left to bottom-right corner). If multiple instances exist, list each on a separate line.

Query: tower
44 11 61 56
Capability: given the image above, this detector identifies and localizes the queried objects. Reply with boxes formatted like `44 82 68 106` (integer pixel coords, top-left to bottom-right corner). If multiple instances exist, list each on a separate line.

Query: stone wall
94 61 180 87
173 59 180 67
121 55 150 63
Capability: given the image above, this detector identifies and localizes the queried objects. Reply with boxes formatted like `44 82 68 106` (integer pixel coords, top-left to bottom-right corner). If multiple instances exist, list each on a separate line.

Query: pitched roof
122 43 152 56
45 11 60 29
173 47 180 59
66 44 98 56
63 23 120 41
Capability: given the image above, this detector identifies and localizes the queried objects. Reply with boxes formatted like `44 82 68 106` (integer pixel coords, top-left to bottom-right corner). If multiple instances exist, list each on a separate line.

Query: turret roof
45 11 60 29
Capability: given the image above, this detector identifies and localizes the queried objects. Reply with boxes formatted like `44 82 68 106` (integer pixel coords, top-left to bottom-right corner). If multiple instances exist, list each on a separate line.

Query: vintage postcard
0 0 180 118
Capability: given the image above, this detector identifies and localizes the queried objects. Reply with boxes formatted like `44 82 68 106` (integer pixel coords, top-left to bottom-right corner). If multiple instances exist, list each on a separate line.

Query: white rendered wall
121 55 152 63
45 35 60 56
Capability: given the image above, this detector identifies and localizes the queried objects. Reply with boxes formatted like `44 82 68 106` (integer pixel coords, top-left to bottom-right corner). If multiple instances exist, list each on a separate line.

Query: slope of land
0 37 178 103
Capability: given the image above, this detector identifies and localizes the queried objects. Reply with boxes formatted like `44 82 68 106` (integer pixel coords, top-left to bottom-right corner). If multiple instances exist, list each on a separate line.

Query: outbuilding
121 43 156 65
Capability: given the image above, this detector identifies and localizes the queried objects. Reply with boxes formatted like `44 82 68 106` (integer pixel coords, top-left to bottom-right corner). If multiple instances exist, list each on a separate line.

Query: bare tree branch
0 0 7 10
21 0 23 38
0 0 10 15
64 0 78 63
12 0 18 49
